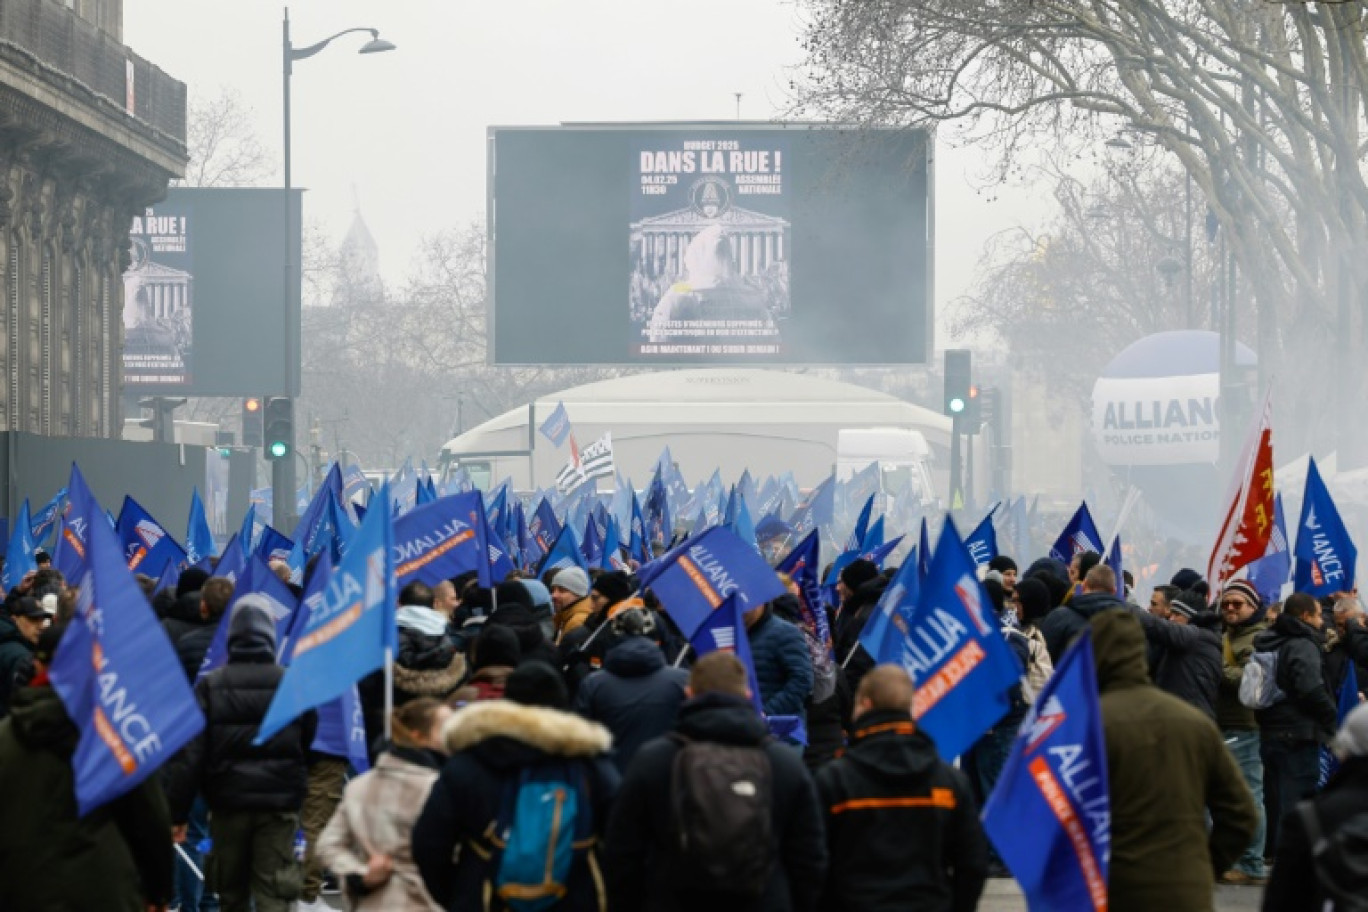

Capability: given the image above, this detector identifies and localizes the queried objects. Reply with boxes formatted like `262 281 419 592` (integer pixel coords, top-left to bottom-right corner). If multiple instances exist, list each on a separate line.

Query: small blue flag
846 493 875 552
214 533 248 583
2 499 37 592
581 515 604 566
1294 456 1356 597
1049 503 1104 565
311 685 371 774
392 492 488 588
239 502 261 554
982 630 1110 912
629 490 648 564
197 553 299 681
478 494 517 584
539 401 573 447
1321 663 1359 786
254 525 294 564
729 495 759 553
29 487 68 546
185 488 216 569
152 558 180 596
687 593 763 713
637 526 785 640
540 523 588 574
50 465 205 815
531 498 561 555
645 466 672 546
116 496 187 576
256 484 396 745
859 514 885 553
1105 535 1124 599
775 530 831 656
965 513 999 567
600 515 626 571
858 553 920 667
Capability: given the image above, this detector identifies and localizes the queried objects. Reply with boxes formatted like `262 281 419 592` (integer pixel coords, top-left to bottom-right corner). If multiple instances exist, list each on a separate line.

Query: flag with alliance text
636 526 785 640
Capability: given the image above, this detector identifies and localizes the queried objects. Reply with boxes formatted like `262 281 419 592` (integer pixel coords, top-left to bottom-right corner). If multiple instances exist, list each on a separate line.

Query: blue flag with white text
1049 503 1104 565
116 496 187 576
859 550 920 667
532 498 561 554
198 553 300 681
965 513 998 567
688 593 763 713
539 401 573 447
540 524 588 574
1294 457 1357 597
30 487 68 546
776 530 831 655
50 465 205 815
256 487 396 744
982 630 1110 912
186 488 216 569
392 492 487 588
637 526 785 640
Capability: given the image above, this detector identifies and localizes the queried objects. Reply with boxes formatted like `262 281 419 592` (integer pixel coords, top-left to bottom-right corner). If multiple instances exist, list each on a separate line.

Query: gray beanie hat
550 566 590 599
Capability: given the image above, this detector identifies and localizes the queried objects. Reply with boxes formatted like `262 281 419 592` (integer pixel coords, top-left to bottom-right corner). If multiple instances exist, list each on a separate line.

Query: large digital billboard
123 187 302 395
489 124 932 366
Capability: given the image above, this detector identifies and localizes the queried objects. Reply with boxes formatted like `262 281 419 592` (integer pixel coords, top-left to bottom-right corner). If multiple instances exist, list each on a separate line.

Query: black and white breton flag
556 431 614 494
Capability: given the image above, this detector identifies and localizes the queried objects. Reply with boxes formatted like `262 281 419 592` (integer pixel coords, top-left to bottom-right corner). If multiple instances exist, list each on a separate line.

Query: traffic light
242 397 263 448
943 349 971 417
263 397 293 461
963 385 982 432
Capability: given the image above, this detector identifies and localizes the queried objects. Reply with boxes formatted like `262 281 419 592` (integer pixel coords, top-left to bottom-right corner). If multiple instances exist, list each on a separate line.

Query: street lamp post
276 8 394 532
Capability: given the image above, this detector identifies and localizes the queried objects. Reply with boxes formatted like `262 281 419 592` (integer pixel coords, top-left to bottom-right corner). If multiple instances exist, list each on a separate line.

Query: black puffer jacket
1262 756 1368 911
1130 606 1223 721
1252 613 1338 744
0 614 34 718
166 604 316 821
602 692 827 912
575 635 688 772
814 709 987 912
1039 590 1126 663
831 577 889 724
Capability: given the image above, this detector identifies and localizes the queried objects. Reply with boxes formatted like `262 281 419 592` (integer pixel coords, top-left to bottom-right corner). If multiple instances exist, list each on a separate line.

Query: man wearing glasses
1214 579 1272 886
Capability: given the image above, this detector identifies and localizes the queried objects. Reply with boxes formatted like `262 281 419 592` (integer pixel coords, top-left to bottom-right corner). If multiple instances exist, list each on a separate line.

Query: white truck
835 427 940 509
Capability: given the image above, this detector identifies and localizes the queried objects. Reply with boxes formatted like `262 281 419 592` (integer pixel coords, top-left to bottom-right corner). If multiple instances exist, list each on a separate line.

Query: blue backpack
487 763 595 912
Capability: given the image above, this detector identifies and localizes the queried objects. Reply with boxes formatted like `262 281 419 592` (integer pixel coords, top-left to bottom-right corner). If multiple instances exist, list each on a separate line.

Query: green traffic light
269 441 290 459
949 397 966 413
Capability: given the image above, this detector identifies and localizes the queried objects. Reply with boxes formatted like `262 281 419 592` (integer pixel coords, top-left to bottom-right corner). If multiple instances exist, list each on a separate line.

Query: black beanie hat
839 559 880 592
473 624 521 670
592 571 634 606
988 555 1018 575
982 578 1006 616
1015 577 1052 625
495 580 534 610
176 567 209 599
505 661 570 710
1170 568 1203 591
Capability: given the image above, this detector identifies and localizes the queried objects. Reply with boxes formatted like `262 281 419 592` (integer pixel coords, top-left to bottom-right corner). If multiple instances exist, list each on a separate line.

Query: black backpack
669 734 775 896
1296 801 1368 911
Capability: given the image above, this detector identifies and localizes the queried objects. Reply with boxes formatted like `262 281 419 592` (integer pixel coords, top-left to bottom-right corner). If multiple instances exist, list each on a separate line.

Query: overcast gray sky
124 0 1043 346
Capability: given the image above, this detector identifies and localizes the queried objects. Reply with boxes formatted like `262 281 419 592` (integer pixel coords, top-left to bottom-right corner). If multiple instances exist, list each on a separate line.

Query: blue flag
214 533 248 583
645 467 671 546
1246 493 1290 607
540 523 588 574
478 495 517 584
600 516 626 571
311 685 371 774
918 518 931 583
1049 503 1104 565
859 515 885 553
687 593 763 713
30 487 68 546
255 525 294 564
392 492 488 588
198 553 300 681
53 473 98 583
730 495 758 553
1294 456 1357 597
152 558 180 596
581 515 604 566
1104 535 1124 599
116 496 187 576
239 502 261 554
2 499 36 592
637 526 785 640
539 400 573 447
50 465 205 815
846 494 875 552
965 513 998 567
186 488 216 569
1321 663 1359 786
859 551 920 666
875 517 1023 760
776 530 831 653
256 487 396 745
531 498 561 555
629 491 648 563
982 630 1110 912
515 502 540 570
790 474 834 537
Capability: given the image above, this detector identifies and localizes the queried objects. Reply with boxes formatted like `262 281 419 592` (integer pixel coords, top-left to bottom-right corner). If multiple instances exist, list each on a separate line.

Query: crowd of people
0 538 1366 911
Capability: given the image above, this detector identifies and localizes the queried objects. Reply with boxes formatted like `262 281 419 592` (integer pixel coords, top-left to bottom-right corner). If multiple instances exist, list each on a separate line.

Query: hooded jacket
1130 606 1223 721
1089 610 1257 912
1252 612 1338 744
412 700 620 912
1261 755 1368 911
166 602 317 821
0 683 173 911
747 608 815 720
1039 590 1126 663
813 709 987 912
601 692 827 912
575 635 688 772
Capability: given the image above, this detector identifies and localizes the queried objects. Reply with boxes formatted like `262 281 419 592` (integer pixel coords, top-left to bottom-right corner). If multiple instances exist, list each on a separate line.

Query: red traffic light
244 397 262 413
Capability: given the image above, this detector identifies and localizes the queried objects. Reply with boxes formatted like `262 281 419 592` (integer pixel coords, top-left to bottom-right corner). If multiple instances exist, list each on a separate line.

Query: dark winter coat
575 635 688 772
1130 606 1223 721
814 709 987 912
1039 590 1126 663
831 578 889 728
1089 610 1258 912
1217 610 1270 732
747 608 815 720
166 617 218 685
1261 755 1368 911
0 683 173 910
394 624 468 705
412 700 620 912
601 692 827 912
166 621 317 821
1323 621 1368 697
0 614 34 718
1252 613 1338 744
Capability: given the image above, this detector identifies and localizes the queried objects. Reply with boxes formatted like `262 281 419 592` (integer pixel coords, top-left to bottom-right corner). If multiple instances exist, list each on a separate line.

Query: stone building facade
0 0 186 437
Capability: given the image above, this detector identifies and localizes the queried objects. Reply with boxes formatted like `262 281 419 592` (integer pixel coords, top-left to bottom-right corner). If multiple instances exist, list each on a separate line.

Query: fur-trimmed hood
393 650 467 700
442 699 612 758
